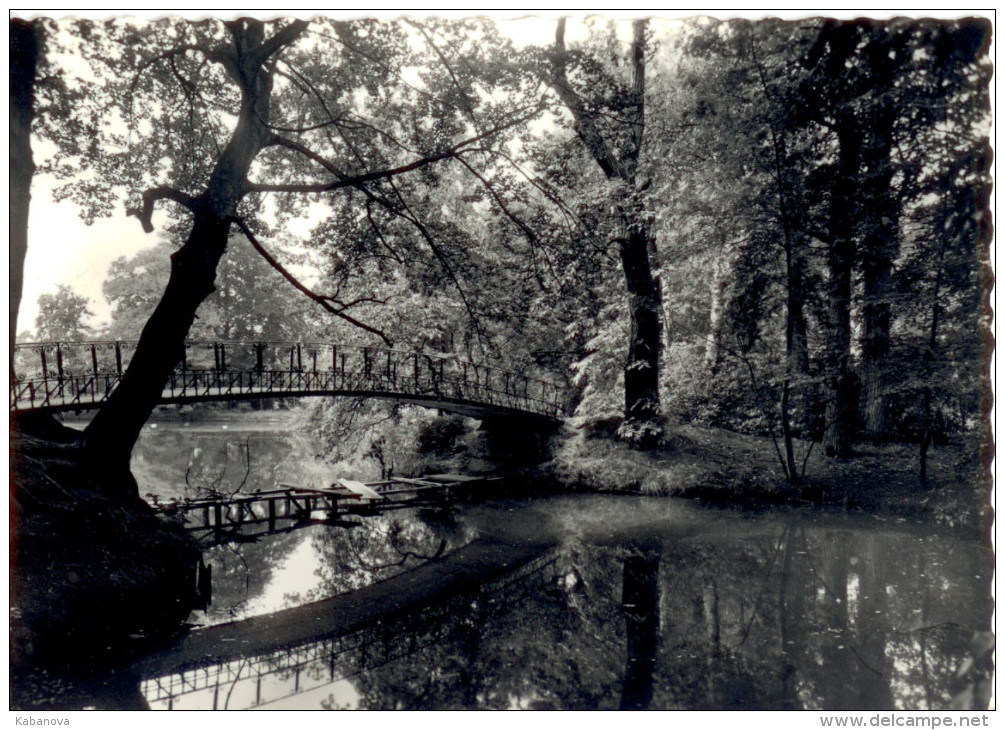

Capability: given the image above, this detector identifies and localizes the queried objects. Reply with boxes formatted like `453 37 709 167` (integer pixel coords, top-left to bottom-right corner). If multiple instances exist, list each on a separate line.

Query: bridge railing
11 340 566 418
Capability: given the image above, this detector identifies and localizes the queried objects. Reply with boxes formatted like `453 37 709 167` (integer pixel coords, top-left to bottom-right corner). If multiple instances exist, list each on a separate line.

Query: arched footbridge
10 340 565 422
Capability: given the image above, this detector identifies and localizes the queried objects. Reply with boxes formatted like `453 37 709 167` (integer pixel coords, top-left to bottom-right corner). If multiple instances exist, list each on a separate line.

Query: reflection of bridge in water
133 538 560 710
10 340 565 421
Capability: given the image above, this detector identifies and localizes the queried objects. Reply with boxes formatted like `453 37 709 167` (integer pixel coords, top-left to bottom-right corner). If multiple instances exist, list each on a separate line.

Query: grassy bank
549 424 991 536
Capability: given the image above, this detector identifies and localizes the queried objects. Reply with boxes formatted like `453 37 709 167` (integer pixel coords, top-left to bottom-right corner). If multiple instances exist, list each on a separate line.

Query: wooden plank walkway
155 475 503 546
132 536 557 682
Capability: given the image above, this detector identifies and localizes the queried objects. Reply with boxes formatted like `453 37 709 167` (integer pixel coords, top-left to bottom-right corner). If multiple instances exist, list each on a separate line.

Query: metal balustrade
138 548 560 708
10 341 565 420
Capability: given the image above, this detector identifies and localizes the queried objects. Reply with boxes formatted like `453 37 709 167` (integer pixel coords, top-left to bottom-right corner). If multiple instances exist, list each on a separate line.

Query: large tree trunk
82 20 307 474
82 214 237 468
858 57 899 440
10 19 38 375
919 230 946 485
823 118 860 458
780 242 810 481
801 21 865 459
619 222 663 445
550 19 664 447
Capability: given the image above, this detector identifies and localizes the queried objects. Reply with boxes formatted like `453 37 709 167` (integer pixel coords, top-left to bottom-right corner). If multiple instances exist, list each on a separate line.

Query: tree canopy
13 13 992 484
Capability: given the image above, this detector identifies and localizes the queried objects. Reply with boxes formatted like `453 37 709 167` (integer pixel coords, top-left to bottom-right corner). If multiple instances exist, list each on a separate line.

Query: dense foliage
14 15 991 482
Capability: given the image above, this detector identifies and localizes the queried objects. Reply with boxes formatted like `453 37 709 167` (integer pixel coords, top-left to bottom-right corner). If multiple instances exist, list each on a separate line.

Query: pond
12 416 994 711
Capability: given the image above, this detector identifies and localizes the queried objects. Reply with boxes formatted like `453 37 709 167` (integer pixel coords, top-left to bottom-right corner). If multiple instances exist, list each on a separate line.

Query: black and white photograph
9 10 994 714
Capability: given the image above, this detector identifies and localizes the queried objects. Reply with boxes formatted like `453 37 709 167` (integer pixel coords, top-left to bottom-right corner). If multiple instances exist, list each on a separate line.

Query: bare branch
128 45 214 99
464 144 588 236
405 19 479 127
307 24 473 121
254 19 311 63
250 104 544 194
546 19 626 181
227 217 393 346
271 62 349 136
335 114 419 156
265 133 344 178
364 200 405 264
127 186 197 232
453 152 552 288
378 177 492 350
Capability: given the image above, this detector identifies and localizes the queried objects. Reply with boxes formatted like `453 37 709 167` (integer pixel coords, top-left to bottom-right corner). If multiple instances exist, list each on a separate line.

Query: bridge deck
11 341 564 421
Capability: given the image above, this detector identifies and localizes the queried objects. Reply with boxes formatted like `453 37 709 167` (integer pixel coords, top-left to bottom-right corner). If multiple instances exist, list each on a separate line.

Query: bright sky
12 10 655 332
13 8 993 335
13 11 566 333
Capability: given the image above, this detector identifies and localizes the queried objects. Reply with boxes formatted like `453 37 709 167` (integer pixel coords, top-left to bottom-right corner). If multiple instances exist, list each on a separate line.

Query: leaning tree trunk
10 19 38 376
82 20 307 476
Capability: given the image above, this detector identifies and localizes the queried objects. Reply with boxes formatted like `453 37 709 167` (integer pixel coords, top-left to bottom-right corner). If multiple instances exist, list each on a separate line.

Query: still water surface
19 417 994 711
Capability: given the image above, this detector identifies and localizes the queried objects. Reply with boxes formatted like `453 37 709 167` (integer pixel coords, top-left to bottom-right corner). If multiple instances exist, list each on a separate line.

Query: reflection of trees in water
651 526 991 711
321 542 628 710
313 526 989 711
200 505 478 624
201 529 307 621
297 509 476 600
123 518 992 711
147 545 566 710
620 544 662 709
